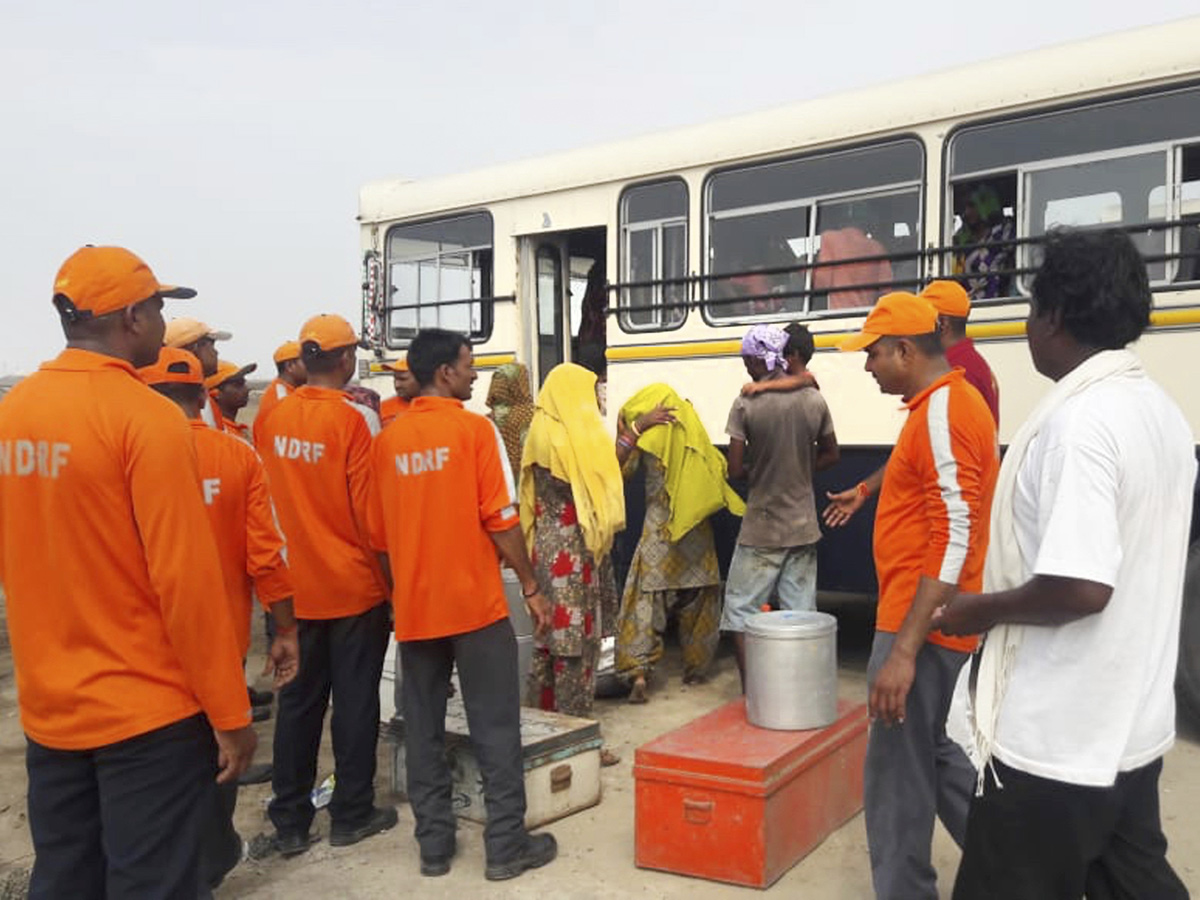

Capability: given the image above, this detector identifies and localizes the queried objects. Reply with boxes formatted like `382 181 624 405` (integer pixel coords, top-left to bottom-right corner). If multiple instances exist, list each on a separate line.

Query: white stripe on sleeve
927 386 970 585
343 397 382 437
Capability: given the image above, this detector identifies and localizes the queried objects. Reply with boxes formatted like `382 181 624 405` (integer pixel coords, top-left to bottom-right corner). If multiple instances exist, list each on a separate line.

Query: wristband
522 584 541 599
617 434 635 451
855 481 871 499
276 623 298 636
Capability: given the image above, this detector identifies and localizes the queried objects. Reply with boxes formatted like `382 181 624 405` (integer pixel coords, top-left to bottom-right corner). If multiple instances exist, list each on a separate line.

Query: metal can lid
745 609 837 639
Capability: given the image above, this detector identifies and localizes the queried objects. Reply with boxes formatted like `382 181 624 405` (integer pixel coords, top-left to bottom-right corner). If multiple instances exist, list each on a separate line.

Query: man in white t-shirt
937 229 1193 899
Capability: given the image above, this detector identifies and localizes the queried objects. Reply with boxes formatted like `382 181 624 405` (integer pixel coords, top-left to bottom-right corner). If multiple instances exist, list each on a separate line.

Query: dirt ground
1 594 1199 899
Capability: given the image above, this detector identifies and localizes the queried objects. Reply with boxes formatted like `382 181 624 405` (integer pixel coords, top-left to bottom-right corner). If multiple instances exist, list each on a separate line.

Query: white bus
358 17 1200 712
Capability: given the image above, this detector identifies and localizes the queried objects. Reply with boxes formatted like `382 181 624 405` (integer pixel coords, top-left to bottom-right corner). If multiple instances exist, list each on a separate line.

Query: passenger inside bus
712 243 799 319
952 179 1017 299
812 221 893 311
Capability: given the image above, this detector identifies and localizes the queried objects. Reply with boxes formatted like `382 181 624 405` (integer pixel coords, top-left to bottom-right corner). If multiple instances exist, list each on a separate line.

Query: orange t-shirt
221 416 250 442
370 395 517 641
190 420 292 657
253 378 294 451
259 386 386 619
873 369 998 653
380 395 410 428
0 349 251 750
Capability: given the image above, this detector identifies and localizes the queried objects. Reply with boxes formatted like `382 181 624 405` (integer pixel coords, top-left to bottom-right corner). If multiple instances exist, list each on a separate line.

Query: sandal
628 675 648 705
600 748 621 767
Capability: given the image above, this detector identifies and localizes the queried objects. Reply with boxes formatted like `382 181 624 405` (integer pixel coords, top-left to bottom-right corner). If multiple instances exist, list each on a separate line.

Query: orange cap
164 317 232 348
299 314 361 352
381 360 409 372
138 347 205 386
204 360 258 391
839 292 939 351
53 246 195 318
273 341 302 364
921 280 971 318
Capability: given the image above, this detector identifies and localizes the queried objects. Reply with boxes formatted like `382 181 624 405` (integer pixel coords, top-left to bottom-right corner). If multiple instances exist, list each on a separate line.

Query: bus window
618 180 688 331
1024 152 1168 284
384 212 493 346
709 207 808 320
811 190 921 310
1173 144 1200 283
704 139 923 323
947 85 1200 294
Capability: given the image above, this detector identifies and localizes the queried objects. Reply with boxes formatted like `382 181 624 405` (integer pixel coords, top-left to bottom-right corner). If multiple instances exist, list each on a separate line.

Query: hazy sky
2 1 1196 375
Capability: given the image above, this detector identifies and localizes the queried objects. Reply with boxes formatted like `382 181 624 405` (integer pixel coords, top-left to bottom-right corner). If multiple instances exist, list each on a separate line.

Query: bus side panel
812 446 887 595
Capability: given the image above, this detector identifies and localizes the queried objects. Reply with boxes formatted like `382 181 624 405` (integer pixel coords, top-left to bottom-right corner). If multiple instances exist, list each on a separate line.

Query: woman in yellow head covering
520 363 625 753
614 383 745 703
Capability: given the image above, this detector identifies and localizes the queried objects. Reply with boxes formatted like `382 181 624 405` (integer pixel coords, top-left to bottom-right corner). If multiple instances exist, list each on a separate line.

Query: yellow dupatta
621 383 745 542
520 363 625 562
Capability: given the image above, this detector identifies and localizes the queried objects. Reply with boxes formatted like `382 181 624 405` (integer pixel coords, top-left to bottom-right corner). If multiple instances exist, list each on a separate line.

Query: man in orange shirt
379 360 418 427
0 246 256 898
206 359 257 441
839 292 998 900
253 340 306 451
141 346 300 890
165 316 232 430
371 328 556 881
259 314 395 857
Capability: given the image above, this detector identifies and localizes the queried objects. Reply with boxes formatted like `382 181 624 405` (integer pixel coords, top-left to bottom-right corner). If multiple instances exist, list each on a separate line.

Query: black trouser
864 632 975 900
26 713 216 900
401 617 527 864
200 781 240 893
268 602 389 837
953 757 1188 900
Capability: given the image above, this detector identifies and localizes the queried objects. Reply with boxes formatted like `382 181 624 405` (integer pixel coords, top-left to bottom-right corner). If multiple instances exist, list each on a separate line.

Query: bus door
520 227 607 385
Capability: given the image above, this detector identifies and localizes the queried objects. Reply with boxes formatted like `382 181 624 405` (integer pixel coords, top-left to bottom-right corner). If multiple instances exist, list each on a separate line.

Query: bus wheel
1177 540 1200 724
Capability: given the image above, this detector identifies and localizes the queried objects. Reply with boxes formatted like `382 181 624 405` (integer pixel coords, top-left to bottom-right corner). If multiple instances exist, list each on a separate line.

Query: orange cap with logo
53 246 195 318
164 318 232 348
299 314 361 352
139 347 205 386
273 341 302 364
839 292 939 351
921 280 971 318
204 360 258 391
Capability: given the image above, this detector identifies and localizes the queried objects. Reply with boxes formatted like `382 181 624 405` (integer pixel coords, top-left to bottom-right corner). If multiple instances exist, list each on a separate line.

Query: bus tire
1176 540 1200 724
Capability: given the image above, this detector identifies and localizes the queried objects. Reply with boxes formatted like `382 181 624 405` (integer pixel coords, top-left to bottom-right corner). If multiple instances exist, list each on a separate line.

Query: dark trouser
200 781 240 893
864 631 975 900
953 757 1188 900
401 617 527 865
26 714 216 900
269 602 389 837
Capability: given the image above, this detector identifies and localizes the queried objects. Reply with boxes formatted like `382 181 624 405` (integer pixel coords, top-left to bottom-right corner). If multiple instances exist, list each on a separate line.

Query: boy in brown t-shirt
722 324 840 687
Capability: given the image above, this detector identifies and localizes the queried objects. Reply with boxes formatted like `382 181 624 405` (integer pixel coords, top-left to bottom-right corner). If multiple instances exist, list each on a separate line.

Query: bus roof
359 16 1200 225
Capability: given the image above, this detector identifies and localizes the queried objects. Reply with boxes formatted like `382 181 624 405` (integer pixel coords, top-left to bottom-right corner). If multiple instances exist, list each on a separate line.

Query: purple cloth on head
740 325 789 372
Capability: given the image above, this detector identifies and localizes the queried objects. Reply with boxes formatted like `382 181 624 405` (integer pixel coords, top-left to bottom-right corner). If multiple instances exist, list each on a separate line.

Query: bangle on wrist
522 584 541 599
855 481 871 499
630 419 643 438
617 434 634 451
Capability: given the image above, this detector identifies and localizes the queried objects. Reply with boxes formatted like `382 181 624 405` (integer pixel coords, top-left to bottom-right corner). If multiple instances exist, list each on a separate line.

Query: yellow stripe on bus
605 307 1200 364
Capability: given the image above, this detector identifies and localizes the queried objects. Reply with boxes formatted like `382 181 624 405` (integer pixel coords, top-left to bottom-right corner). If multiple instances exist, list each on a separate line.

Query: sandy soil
1 595 1198 899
